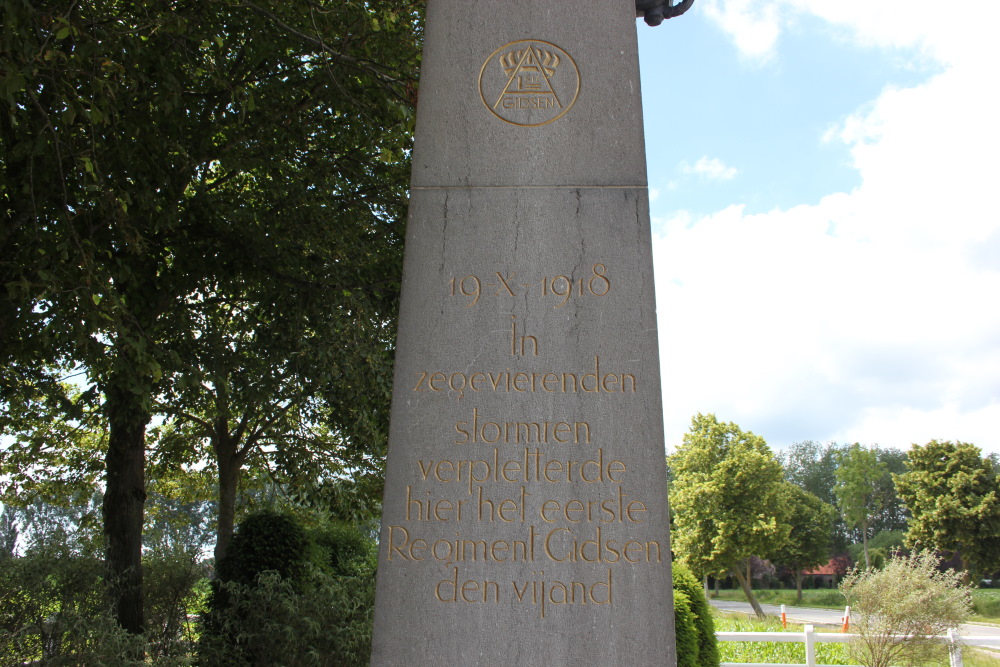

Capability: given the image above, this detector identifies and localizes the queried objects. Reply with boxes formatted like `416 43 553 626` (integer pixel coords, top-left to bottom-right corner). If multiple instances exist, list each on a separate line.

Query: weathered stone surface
371 1 675 664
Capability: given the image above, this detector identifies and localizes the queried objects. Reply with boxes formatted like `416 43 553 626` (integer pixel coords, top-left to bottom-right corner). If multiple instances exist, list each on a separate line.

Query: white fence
717 624 1000 667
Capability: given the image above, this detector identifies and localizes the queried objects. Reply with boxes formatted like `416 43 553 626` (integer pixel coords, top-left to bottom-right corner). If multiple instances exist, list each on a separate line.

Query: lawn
710 588 1000 623
712 611 1000 667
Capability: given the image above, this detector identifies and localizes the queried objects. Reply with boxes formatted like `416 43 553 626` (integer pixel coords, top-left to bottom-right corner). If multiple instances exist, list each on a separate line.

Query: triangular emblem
493 45 563 110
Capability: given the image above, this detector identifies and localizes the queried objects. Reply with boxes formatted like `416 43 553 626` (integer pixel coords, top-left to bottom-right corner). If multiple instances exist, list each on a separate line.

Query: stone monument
371 1 692 664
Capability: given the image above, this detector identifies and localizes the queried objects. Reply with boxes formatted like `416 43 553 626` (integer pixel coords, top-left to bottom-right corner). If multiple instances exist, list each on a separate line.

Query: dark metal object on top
635 0 695 26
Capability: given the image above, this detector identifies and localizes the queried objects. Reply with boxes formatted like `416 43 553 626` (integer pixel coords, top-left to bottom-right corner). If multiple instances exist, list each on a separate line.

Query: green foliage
784 441 907 552
1 0 420 631
673 562 720 667
0 505 15 559
669 414 788 616
834 444 888 568
784 441 839 506
311 521 378 577
972 590 1000 620
216 510 312 587
199 566 376 667
894 440 1000 575
669 414 787 576
840 550 971 667
673 589 699 667
202 511 378 666
713 614 853 665
0 533 198 665
710 588 847 608
770 483 836 573
847 530 904 568
143 545 207 661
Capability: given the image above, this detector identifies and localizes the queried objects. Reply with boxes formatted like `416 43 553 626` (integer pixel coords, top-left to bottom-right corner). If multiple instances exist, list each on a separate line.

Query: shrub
673 563 720 667
311 522 376 576
199 566 375 666
0 541 151 665
840 550 971 667
216 510 312 586
143 544 207 660
202 511 377 666
674 589 699 667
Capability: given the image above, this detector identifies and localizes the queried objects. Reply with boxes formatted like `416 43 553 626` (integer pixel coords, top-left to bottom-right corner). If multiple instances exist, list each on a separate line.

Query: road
708 599 1000 650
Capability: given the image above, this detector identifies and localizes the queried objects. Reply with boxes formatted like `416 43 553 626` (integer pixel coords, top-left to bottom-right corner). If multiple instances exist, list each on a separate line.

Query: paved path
708 599 1000 649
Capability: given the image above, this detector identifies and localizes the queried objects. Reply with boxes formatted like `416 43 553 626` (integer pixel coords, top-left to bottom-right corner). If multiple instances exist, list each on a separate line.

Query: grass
713 612 852 665
711 588 1000 623
712 610 1000 667
972 590 1000 624
711 588 847 610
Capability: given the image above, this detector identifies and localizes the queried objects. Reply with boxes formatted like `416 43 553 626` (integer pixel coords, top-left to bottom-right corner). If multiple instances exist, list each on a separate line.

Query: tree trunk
103 382 150 635
733 563 766 619
795 569 803 604
862 522 871 569
213 426 243 565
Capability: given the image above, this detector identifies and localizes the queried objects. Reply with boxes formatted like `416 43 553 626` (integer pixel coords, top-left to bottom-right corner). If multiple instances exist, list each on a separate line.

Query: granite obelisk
371 2 680 663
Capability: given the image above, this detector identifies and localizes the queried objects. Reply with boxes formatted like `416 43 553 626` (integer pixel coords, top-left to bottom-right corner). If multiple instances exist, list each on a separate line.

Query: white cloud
701 0 784 61
654 5 1000 454
679 156 739 181
701 0 1000 68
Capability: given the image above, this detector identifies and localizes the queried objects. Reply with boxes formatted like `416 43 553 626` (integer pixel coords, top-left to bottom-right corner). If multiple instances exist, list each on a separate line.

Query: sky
635 0 1000 456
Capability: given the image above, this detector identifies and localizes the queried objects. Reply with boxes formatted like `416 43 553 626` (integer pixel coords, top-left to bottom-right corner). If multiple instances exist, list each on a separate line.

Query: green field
713 611 1000 667
710 588 1000 623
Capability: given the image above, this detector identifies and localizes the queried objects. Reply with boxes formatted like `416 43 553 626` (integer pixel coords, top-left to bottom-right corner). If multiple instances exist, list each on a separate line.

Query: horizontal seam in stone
411 185 647 189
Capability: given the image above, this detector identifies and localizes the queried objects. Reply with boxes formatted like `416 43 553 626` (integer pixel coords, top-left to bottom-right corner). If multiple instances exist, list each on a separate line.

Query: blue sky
636 0 1000 455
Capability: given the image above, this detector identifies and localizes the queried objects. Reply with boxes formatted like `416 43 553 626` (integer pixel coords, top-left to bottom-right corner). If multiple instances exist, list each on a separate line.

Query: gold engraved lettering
436 568 501 603
448 264 610 306
511 315 541 356
479 40 580 128
510 570 612 619
477 486 529 522
417 448 626 492
396 526 537 564
538 487 641 523
405 486 469 522
453 408 591 445
543 526 660 564
418 357 637 397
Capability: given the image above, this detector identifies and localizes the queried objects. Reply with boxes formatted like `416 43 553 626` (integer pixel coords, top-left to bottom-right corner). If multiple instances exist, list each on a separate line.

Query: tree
894 440 1000 576
783 440 852 552
1 0 419 633
770 482 836 603
869 447 908 535
154 270 397 564
840 550 971 667
669 413 789 619
833 444 887 569
783 441 838 506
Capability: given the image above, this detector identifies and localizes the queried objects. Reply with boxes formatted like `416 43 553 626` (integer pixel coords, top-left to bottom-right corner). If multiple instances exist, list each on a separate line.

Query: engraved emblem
478 40 580 127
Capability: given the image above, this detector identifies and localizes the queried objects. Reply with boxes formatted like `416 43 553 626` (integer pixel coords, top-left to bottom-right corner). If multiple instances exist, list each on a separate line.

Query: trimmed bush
200 566 375 666
201 511 377 666
216 510 312 587
311 522 376 576
673 563 720 667
674 589 700 667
